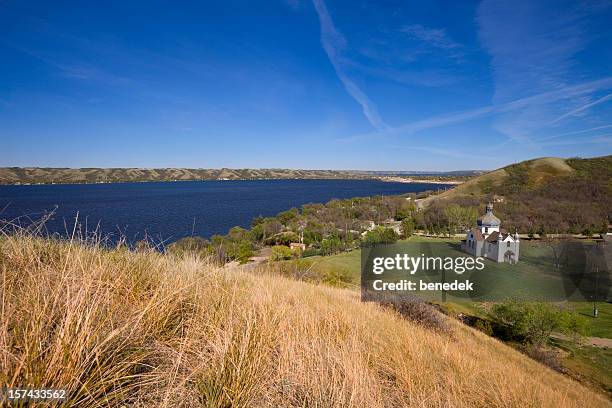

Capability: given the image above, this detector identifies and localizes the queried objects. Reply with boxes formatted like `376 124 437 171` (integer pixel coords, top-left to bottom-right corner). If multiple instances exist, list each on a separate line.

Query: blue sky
1 0 611 171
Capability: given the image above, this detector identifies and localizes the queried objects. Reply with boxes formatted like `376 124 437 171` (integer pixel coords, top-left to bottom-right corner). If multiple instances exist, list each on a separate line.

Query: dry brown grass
1 235 609 407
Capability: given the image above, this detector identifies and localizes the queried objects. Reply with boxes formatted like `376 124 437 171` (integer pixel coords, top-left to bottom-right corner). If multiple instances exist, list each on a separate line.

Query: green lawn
567 302 612 339
309 237 592 301
553 339 612 396
300 250 362 286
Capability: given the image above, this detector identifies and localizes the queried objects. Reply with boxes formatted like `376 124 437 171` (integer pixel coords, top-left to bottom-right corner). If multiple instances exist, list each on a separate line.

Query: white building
461 203 520 263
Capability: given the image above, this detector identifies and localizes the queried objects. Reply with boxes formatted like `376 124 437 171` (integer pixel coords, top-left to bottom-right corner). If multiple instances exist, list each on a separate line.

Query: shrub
400 217 415 238
302 248 321 257
366 293 451 334
361 226 398 247
473 319 494 336
523 345 564 372
271 245 293 261
490 300 589 345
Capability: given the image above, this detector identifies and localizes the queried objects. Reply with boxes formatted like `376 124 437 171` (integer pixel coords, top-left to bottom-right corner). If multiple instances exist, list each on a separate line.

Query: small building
603 226 612 243
461 203 520 263
289 242 306 252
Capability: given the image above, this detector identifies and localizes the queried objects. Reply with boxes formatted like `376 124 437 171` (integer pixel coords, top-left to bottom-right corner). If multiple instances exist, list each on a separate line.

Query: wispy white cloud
400 24 461 50
476 0 611 142
550 93 612 124
538 124 612 142
311 0 389 131
338 76 612 143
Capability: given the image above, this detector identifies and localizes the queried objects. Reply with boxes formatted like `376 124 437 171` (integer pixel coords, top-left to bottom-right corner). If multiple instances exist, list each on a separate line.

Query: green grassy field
553 339 612 396
568 302 612 338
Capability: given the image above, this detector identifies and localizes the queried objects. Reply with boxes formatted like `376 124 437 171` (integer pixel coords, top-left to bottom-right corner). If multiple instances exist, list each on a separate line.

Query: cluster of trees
416 202 479 235
169 194 420 263
167 226 256 264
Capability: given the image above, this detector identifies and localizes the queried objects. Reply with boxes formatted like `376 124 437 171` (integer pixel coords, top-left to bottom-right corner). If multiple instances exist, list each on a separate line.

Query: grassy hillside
0 167 376 184
419 156 577 205
1 235 609 407
419 155 612 234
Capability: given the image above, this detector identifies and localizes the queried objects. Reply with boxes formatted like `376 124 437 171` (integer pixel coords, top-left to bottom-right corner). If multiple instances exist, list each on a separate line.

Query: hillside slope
418 155 611 234
420 156 577 205
1 236 609 407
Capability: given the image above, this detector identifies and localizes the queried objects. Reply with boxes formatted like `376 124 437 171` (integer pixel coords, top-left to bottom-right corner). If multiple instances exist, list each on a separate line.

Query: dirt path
588 336 612 348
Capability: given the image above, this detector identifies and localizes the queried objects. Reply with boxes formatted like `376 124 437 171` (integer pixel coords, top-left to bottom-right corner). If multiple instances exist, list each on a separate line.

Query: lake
0 179 451 244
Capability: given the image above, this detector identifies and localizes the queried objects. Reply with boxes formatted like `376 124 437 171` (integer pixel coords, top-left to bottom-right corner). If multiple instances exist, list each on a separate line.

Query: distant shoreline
0 177 462 187
0 167 468 186
377 176 463 185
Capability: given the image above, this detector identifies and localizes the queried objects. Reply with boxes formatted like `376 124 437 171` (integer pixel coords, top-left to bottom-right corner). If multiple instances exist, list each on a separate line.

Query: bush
271 245 294 261
490 300 589 345
400 218 415 238
523 345 564 372
473 319 493 336
367 293 450 334
361 226 399 247
320 236 342 255
235 241 255 264
302 248 321 257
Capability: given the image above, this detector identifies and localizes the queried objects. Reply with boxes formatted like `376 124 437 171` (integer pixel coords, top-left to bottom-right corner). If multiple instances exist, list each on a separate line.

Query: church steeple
477 202 501 236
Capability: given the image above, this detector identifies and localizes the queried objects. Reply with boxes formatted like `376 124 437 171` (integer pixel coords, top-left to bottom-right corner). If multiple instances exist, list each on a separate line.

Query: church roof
477 203 501 226
486 229 512 242
470 228 484 241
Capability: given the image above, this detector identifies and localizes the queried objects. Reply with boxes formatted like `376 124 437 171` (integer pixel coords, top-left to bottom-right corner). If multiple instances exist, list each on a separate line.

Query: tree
361 226 399 247
235 241 254 264
228 226 250 242
277 208 300 225
490 300 589 345
321 236 342 255
443 204 477 233
271 245 294 261
400 217 415 238
395 200 416 220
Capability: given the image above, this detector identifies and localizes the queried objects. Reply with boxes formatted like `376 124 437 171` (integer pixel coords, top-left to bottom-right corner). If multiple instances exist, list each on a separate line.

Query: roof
486 230 512 243
470 228 484 241
477 203 501 226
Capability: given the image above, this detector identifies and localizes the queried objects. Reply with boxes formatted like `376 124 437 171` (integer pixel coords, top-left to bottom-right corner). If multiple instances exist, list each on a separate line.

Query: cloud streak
338 76 612 143
400 24 461 50
311 0 389 131
476 0 611 142
550 93 612 124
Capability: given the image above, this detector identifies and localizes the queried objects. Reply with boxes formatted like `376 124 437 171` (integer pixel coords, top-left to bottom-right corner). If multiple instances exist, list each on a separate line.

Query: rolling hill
0 167 475 185
1 235 609 407
0 167 372 184
418 155 612 234
419 156 578 205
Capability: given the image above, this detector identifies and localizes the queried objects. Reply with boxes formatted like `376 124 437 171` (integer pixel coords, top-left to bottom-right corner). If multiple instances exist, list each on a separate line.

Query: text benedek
372 279 474 291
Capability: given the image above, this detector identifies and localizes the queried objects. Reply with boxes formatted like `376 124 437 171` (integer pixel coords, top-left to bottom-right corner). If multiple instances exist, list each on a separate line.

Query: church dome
477 203 501 226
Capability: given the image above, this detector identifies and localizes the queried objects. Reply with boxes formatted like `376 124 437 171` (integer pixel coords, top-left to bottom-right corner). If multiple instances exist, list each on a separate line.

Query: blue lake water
0 179 450 244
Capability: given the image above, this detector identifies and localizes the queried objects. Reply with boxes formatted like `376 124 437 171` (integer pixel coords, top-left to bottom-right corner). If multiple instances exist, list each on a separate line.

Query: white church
461 203 520 263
